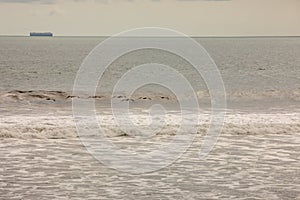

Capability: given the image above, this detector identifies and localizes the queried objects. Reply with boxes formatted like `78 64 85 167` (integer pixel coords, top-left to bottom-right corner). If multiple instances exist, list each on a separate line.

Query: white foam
0 112 299 139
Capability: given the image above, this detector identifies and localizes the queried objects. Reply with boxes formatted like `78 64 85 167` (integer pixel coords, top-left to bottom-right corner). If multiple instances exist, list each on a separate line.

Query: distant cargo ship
30 32 53 37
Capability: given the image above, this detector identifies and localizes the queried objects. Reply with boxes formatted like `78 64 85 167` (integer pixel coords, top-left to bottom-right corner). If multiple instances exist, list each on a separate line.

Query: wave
0 89 300 103
1 123 299 139
0 113 299 139
0 90 70 102
0 90 177 103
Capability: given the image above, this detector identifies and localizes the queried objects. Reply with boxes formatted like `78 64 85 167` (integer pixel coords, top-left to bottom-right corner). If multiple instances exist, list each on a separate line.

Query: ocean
0 36 299 199
0 36 299 112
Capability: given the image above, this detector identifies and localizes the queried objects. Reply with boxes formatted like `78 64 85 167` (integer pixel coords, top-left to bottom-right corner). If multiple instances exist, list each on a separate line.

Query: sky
0 0 299 36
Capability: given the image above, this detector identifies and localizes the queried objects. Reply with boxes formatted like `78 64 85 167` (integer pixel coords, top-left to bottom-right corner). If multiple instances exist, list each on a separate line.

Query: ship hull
30 32 53 37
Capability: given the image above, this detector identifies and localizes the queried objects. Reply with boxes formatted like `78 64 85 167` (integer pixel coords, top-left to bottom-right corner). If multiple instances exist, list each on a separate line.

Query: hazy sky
0 0 299 36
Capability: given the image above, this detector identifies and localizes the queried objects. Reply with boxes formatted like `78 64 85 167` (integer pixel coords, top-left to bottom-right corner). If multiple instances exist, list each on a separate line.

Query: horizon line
1 34 300 38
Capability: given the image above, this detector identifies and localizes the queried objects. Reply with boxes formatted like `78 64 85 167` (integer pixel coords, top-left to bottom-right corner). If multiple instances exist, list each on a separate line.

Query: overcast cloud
0 0 299 36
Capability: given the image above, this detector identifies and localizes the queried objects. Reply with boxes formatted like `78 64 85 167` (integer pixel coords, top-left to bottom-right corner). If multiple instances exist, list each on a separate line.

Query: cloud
93 0 231 3
94 0 232 3
177 0 231 1
0 0 231 3
94 0 133 3
49 7 65 16
0 0 55 3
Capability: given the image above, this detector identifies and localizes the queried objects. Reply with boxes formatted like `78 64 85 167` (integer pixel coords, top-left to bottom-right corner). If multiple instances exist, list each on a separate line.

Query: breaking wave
0 89 299 103
0 113 299 139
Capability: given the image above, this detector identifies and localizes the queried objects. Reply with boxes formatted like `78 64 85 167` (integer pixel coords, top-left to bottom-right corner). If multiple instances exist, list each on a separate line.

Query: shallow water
0 133 299 199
